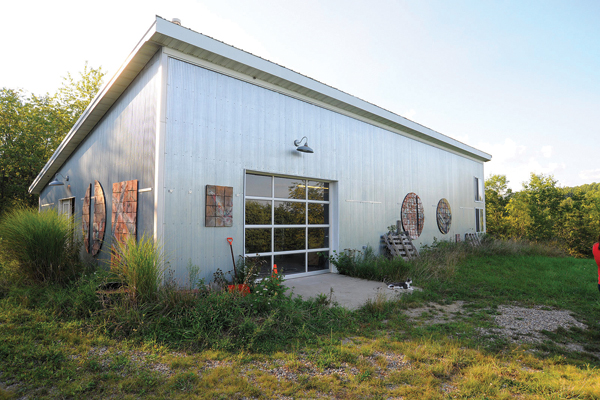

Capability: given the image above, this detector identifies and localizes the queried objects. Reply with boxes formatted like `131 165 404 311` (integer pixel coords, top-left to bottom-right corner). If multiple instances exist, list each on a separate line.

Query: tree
484 171 600 258
485 174 513 238
505 191 533 239
0 64 105 213
521 173 562 241
557 191 593 257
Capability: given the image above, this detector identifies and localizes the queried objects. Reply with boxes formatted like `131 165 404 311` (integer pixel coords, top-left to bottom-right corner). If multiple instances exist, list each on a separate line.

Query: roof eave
29 21 162 194
30 16 491 195
150 18 491 161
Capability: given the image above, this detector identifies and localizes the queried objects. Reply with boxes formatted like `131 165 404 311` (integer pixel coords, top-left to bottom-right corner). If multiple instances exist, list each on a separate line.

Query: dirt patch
403 301 466 325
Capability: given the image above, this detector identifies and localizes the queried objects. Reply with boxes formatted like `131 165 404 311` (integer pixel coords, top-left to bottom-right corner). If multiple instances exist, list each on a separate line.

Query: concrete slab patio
283 273 412 310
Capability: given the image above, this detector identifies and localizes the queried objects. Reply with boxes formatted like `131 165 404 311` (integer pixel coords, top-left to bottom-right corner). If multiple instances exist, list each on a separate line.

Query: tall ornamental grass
0 207 81 285
110 235 165 304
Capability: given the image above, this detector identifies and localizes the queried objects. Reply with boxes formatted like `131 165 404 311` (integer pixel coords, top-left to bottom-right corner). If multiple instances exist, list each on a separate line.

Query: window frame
59 197 75 219
475 208 485 233
474 177 484 202
244 172 331 277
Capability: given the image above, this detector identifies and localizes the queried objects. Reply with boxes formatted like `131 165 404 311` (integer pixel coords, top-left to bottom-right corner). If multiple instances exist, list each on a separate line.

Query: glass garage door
244 172 330 277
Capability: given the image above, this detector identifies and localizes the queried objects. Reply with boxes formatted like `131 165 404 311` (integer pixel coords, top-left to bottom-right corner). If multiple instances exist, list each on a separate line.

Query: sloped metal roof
30 16 491 195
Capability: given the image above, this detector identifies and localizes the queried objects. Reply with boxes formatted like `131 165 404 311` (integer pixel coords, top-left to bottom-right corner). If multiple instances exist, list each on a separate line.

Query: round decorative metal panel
436 198 452 234
401 192 424 239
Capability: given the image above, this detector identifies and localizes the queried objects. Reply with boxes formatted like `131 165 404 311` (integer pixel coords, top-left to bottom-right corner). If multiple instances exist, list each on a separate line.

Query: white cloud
403 109 417 120
579 169 600 181
478 138 527 165
479 138 567 189
453 134 471 146
541 145 552 158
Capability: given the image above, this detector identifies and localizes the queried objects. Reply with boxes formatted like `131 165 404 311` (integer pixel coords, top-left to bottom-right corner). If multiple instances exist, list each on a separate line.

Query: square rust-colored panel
112 180 139 258
206 206 216 217
205 185 233 227
126 223 136 235
123 201 136 213
124 190 137 202
127 213 137 225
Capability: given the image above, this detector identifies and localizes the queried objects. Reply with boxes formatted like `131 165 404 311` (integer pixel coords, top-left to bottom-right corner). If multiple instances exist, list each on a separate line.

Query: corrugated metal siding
163 58 485 282
38 52 161 262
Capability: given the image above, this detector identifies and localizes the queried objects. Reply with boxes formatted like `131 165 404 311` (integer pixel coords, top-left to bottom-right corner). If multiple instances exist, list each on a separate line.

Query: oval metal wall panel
436 198 452 234
91 180 106 256
401 193 424 240
82 184 91 253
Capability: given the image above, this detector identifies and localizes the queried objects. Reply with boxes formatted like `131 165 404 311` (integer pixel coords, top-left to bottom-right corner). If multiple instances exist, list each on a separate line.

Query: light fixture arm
293 136 314 153
294 136 309 147
48 173 69 187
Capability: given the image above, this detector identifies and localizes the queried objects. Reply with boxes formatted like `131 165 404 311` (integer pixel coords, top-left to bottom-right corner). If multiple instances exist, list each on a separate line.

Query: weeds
0 207 82 285
109 235 165 304
331 236 566 285
327 246 411 283
1 232 600 398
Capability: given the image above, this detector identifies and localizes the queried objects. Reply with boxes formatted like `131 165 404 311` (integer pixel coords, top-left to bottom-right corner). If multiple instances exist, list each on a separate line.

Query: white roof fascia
29 21 161 194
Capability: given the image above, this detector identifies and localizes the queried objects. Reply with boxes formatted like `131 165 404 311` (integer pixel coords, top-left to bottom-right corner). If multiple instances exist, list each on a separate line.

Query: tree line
0 64 105 214
485 173 600 258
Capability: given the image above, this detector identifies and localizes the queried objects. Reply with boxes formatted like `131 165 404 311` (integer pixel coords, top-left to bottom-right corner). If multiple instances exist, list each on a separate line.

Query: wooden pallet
382 231 419 261
465 233 481 246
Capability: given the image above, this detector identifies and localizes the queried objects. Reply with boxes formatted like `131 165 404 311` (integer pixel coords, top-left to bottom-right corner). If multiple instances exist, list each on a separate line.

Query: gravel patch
483 305 586 344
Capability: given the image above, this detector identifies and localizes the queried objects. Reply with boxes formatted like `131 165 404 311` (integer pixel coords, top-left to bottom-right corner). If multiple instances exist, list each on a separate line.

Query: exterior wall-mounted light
48 173 69 186
294 136 314 153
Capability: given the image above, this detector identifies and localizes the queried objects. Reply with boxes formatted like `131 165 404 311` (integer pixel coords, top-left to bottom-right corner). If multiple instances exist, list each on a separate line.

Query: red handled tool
227 237 237 280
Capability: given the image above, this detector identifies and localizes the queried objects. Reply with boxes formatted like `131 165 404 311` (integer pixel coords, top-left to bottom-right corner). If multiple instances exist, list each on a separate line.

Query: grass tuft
0 207 82 285
109 235 165 304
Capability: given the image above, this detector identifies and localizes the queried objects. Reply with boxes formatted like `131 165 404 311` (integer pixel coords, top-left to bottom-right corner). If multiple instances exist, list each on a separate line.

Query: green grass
110 235 166 304
0 207 82 285
1 238 600 398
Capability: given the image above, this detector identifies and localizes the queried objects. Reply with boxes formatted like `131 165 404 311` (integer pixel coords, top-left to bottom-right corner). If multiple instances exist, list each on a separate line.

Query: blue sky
2 0 598 190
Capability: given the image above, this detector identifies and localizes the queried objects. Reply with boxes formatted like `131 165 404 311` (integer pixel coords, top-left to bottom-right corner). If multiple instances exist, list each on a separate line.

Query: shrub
0 207 82 285
473 235 566 258
330 236 565 285
110 235 165 304
327 246 411 283
233 256 261 287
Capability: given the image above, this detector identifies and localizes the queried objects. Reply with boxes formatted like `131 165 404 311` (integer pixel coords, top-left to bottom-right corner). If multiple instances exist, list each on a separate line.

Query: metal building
30 16 491 283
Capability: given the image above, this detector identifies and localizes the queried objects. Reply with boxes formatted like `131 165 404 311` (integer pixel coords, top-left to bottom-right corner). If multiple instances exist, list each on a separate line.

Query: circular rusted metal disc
436 198 452 234
401 192 424 239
